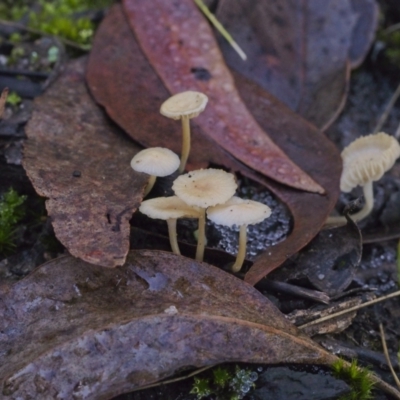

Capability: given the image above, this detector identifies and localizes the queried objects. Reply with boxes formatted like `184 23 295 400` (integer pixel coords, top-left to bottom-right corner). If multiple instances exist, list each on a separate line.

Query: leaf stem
193 0 247 60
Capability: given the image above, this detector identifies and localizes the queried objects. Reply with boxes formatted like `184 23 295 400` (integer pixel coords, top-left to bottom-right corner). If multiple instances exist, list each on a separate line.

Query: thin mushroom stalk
166 219 180 255
195 208 207 261
180 116 191 173
325 181 373 226
232 224 248 272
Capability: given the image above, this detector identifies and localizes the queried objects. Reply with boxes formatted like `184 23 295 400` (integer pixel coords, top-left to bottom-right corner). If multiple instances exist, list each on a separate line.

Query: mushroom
326 132 400 225
160 91 208 173
139 196 202 255
172 168 237 261
130 147 180 197
207 196 272 273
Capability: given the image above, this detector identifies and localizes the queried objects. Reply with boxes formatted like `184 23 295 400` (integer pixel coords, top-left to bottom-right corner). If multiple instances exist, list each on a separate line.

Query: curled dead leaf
22 58 148 268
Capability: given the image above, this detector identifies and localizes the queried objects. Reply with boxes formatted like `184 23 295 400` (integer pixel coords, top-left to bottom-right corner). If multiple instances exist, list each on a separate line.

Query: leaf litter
12 2 396 398
86 3 342 281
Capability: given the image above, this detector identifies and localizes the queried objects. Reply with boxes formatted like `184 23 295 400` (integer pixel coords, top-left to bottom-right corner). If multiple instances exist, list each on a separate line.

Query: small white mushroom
207 196 272 272
130 147 180 197
326 132 400 225
139 196 202 255
172 168 237 261
160 91 208 173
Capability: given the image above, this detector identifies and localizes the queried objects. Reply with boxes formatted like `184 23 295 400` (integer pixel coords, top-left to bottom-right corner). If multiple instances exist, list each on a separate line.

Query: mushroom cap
172 168 237 208
130 147 180 177
340 132 400 192
207 196 272 227
139 196 202 220
160 91 208 120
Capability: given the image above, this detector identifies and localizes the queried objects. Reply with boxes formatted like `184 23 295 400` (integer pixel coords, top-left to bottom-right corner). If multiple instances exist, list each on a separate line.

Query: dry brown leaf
0 250 337 399
22 58 148 268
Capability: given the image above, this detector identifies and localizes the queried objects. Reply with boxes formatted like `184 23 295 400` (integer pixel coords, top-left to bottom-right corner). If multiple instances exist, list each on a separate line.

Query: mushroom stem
232 224 247 273
143 175 157 197
195 208 206 261
325 181 374 226
166 218 180 255
179 116 191 173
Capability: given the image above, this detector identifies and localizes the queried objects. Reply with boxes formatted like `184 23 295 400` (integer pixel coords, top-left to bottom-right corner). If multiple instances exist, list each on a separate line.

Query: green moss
0 188 27 254
332 359 374 400
0 0 114 48
6 91 22 106
190 365 258 400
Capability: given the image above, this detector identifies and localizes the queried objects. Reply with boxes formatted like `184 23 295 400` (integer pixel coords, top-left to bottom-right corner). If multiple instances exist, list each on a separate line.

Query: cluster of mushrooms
131 91 400 272
130 91 271 273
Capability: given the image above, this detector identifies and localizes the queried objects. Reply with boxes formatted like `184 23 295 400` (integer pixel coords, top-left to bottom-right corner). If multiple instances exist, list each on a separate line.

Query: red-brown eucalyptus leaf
230 73 341 284
87 4 341 284
0 250 337 399
214 0 378 130
22 58 148 268
119 0 323 193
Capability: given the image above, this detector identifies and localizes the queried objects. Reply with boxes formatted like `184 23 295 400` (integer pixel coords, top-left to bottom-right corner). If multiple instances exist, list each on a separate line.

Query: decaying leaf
22 58 149 268
288 296 366 336
269 217 362 296
0 250 337 399
214 0 378 129
89 1 323 194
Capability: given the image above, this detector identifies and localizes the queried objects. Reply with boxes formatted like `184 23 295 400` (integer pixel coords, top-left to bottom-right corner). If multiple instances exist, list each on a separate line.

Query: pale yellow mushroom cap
130 147 180 177
139 196 202 220
160 91 208 120
207 196 272 227
340 132 400 192
172 168 237 208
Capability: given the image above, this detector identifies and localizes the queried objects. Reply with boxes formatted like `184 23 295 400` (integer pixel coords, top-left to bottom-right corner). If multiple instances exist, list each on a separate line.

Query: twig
384 22 400 35
372 81 400 134
127 365 213 392
0 19 90 51
379 323 400 390
298 290 400 329
193 0 247 60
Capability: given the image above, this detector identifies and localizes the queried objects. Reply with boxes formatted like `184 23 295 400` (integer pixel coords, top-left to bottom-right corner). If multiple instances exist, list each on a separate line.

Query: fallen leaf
96 1 324 193
214 0 378 129
22 58 148 268
0 250 337 399
288 296 367 336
